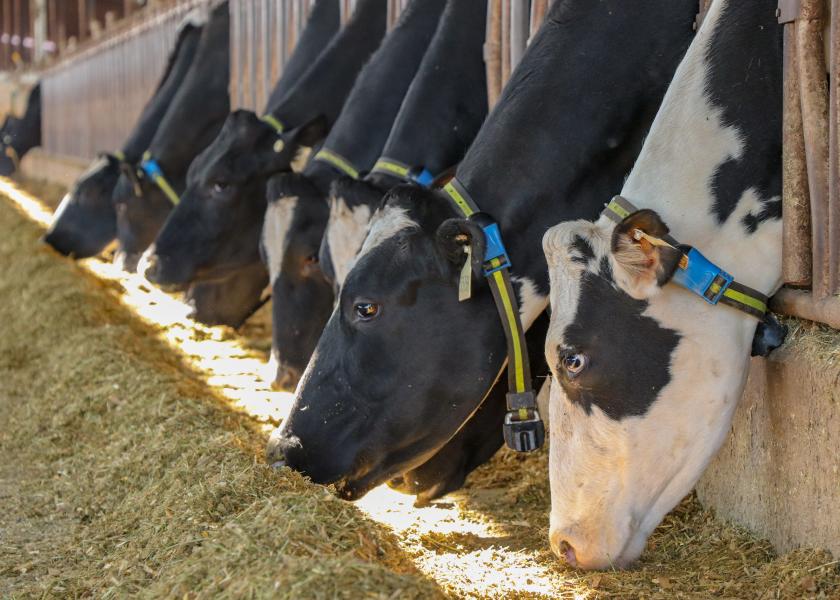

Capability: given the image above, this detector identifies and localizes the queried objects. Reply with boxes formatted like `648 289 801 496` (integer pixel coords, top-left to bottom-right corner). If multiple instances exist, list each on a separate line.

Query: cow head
0 136 18 176
184 261 269 328
541 212 769 570
319 176 385 290
261 171 334 391
44 154 122 258
0 83 41 176
112 161 177 273
144 110 325 287
266 185 515 497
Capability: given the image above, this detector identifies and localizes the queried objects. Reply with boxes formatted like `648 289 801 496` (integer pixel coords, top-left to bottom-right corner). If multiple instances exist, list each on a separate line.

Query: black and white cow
0 83 41 176
306 0 515 503
266 0 699 500
43 16 204 258
320 0 489 290
260 0 447 390
111 1 230 272
142 0 385 290
541 0 782 570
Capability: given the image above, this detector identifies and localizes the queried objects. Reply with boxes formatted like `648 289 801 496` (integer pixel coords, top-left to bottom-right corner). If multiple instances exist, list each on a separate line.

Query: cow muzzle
265 427 299 468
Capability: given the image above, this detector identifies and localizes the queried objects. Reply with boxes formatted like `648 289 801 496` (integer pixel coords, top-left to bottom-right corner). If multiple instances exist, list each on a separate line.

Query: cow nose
265 428 300 468
114 249 141 273
142 251 160 283
43 230 72 257
550 530 578 568
272 363 301 392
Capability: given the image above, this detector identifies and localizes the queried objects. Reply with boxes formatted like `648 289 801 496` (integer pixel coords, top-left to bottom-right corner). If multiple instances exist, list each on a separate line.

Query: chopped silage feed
1 176 838 599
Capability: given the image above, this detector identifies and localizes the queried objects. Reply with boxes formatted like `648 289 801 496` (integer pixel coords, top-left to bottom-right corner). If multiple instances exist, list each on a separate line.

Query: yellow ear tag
458 244 472 302
274 139 285 153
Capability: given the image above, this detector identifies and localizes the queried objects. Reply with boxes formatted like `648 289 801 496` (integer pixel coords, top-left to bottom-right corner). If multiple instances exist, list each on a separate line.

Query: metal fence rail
40 0 212 160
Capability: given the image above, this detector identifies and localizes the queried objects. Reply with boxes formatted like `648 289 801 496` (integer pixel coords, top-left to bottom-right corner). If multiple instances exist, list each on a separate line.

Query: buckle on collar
503 391 544 453
672 247 734 305
140 158 163 179
481 222 511 276
412 168 434 187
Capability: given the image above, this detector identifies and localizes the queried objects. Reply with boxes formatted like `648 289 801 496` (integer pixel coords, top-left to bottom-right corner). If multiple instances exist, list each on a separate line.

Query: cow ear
436 218 486 279
610 209 683 300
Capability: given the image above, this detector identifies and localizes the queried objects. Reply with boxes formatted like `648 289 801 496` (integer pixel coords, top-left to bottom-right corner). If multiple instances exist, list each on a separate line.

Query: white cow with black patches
542 0 782 570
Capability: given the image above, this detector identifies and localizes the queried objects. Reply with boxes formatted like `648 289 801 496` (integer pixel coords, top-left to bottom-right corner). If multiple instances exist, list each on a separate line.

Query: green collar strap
313 148 360 179
371 157 436 187
260 114 285 134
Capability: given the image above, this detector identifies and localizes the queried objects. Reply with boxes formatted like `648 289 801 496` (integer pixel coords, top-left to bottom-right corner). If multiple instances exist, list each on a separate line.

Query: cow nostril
559 540 577 567
265 428 289 465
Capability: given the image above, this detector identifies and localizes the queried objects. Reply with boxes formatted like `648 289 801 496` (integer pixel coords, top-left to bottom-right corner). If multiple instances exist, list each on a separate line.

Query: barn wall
697 330 840 557
39 0 212 161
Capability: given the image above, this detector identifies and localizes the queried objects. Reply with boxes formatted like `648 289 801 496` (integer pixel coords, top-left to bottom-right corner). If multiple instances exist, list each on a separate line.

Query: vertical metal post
500 0 511 85
529 0 548 43
796 0 831 297
509 0 528 72
31 0 46 64
485 0 502 110
77 0 87 42
781 10 813 286
828 0 840 293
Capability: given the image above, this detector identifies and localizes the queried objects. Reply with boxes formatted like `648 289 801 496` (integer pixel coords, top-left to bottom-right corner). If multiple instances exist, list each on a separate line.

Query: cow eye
212 181 231 194
562 352 588 378
304 254 319 265
354 302 380 321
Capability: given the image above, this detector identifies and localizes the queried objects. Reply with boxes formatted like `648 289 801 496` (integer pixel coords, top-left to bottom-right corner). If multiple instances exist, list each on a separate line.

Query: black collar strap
313 148 360 179
371 157 435 187
442 177 544 453
602 196 769 319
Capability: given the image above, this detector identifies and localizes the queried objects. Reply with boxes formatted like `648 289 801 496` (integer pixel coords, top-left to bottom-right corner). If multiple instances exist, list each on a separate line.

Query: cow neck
8 84 41 157
452 0 698 302
266 0 388 128
303 159 342 196
263 0 341 113
120 21 203 162
143 2 230 200
316 0 447 180
373 0 488 182
608 0 783 314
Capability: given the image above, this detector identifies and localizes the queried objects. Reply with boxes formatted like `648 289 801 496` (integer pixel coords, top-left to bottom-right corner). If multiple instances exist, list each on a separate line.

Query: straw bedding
1 178 838 599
